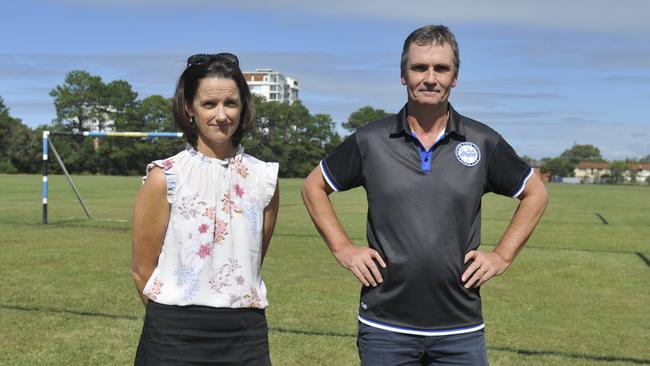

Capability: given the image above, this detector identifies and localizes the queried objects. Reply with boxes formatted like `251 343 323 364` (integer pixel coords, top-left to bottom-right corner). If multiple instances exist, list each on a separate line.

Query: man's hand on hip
462 250 510 289
333 244 387 287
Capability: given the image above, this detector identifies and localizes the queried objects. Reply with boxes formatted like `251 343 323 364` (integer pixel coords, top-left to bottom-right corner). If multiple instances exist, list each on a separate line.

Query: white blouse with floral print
141 144 278 309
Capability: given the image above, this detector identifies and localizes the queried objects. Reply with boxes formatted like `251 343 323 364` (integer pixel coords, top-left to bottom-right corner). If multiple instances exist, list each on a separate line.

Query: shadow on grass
0 304 137 320
636 252 650 268
7 219 131 232
275 232 644 256
489 346 650 365
3 303 649 364
5 222 645 258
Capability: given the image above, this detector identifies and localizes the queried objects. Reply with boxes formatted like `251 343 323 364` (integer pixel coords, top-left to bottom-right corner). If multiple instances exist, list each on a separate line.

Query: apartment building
243 69 299 103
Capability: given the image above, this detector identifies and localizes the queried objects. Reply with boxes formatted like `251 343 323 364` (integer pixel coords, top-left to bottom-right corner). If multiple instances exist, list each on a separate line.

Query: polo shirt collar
390 103 466 137
446 103 466 137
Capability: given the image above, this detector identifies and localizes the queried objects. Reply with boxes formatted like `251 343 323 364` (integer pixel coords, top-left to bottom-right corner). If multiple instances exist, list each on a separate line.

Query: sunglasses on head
186 53 239 68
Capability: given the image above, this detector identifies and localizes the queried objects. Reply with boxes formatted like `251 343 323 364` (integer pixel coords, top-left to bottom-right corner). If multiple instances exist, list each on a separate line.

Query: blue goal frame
41 130 184 224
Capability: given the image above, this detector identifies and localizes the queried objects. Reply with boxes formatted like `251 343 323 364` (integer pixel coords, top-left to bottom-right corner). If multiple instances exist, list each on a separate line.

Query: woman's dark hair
172 55 254 147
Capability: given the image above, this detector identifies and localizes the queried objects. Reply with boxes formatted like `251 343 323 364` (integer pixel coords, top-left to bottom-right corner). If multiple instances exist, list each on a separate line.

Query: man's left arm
462 172 548 288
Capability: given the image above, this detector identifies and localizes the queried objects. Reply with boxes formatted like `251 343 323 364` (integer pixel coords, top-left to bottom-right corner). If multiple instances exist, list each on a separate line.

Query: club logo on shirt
455 142 481 167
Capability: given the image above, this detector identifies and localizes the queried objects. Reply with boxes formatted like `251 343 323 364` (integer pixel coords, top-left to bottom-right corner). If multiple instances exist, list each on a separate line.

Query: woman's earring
189 116 195 125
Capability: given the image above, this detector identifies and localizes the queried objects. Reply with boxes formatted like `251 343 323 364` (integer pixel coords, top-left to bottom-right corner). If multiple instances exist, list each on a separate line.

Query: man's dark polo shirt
320 104 532 333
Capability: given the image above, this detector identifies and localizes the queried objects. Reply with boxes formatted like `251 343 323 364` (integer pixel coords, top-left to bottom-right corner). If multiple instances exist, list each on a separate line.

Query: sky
1 0 649 160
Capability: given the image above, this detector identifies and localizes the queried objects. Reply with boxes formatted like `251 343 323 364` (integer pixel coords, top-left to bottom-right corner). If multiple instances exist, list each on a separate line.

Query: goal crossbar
42 130 184 224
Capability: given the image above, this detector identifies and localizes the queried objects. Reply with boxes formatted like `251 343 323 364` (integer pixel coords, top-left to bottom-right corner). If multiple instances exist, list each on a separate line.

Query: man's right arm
301 166 386 287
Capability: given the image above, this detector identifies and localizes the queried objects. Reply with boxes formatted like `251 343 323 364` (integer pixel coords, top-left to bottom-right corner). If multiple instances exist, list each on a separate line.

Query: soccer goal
41 130 183 224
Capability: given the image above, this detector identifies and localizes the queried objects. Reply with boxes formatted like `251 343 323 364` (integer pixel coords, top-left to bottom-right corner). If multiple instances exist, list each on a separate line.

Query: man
301 25 548 365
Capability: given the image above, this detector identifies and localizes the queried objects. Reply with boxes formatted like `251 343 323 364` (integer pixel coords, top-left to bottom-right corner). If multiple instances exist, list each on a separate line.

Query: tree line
0 70 345 177
1 70 648 179
531 144 650 184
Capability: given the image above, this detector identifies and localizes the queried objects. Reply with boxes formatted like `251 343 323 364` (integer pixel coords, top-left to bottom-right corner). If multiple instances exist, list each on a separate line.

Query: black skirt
135 301 271 366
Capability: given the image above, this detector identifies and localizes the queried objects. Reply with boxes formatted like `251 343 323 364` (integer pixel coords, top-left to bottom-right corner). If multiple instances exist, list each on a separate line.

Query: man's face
401 42 457 108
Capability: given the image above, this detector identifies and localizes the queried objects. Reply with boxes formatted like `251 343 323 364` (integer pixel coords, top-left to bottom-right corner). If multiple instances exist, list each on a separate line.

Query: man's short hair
400 25 460 78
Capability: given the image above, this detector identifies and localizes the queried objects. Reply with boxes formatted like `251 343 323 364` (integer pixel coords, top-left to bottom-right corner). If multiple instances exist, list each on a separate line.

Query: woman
131 53 279 365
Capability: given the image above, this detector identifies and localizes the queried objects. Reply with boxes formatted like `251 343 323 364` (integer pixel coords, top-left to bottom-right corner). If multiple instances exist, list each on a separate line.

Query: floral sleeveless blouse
142 144 278 308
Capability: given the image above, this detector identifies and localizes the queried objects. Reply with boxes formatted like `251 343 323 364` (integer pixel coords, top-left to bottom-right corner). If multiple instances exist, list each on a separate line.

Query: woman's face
187 77 242 151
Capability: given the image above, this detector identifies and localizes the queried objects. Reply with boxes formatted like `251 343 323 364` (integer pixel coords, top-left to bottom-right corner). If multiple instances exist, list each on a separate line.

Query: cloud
513 41 650 70
238 51 404 121
46 0 650 33
492 117 650 160
0 52 184 97
454 91 563 108
599 75 650 84
0 50 401 125
2 46 648 160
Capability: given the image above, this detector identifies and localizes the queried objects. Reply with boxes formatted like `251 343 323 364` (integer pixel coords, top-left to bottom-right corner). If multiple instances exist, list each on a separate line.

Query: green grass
1 174 649 365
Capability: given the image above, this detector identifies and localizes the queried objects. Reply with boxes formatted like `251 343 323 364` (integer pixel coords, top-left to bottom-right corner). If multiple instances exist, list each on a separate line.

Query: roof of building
626 162 650 170
576 162 610 169
576 161 650 170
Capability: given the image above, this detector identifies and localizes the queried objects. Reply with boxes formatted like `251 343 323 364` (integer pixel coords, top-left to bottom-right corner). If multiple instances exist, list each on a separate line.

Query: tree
342 106 392 132
103 80 138 130
540 157 574 179
629 166 638 184
99 95 183 175
314 114 342 152
50 70 105 132
559 144 603 165
608 160 627 184
0 97 40 173
519 155 540 166
136 95 175 132
50 71 138 132
639 154 650 163
50 70 144 166
245 95 340 177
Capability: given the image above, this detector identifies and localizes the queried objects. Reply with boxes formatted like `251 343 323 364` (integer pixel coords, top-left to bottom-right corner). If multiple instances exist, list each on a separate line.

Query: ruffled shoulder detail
143 158 177 204
262 162 279 207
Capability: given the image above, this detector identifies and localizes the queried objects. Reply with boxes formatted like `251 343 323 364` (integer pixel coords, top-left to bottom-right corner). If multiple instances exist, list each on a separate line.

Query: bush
0 160 18 173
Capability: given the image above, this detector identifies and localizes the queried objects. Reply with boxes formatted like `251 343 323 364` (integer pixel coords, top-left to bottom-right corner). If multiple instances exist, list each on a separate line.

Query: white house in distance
243 69 299 103
574 162 610 183
65 106 117 133
574 161 650 184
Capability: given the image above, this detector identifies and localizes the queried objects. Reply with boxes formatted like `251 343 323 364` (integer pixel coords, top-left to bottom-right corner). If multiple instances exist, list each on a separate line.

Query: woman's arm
131 167 170 306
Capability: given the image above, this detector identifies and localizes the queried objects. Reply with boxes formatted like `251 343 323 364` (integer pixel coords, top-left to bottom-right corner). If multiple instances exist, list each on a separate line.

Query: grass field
1 174 649 365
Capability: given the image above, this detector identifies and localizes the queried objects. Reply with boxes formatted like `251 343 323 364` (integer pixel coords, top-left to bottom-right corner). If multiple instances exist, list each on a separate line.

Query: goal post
42 130 184 224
